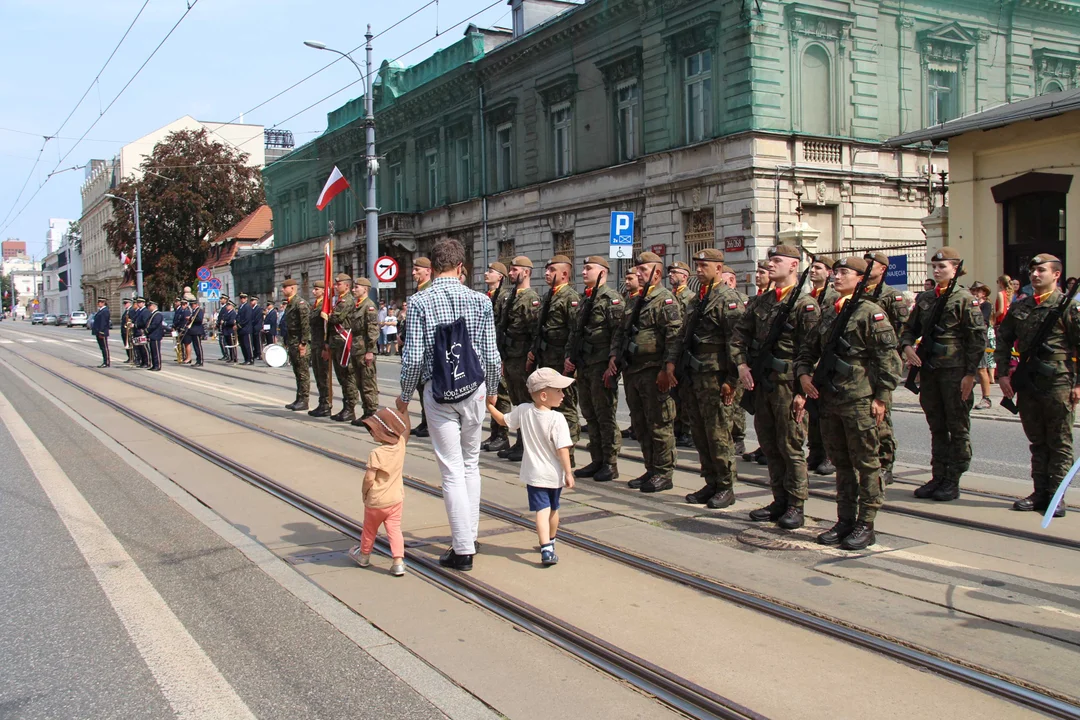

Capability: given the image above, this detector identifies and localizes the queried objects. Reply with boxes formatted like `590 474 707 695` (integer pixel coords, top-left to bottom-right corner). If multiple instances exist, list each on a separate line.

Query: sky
0 0 513 259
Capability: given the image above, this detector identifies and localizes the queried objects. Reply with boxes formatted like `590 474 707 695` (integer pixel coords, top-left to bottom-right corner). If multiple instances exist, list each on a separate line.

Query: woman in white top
383 309 398 355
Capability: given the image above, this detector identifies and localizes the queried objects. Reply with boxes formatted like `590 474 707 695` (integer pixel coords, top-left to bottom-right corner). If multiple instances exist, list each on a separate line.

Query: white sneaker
348 546 370 567
390 561 406 576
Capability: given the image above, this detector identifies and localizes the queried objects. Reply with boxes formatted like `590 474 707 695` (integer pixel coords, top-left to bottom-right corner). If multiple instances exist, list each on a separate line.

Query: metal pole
134 190 144 298
364 25 379 287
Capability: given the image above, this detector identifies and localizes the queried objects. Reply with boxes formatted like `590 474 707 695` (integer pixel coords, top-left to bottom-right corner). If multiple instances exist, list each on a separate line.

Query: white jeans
423 386 485 554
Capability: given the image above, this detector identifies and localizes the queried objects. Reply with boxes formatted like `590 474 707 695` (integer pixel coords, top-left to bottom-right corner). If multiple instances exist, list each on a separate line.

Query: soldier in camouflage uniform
733 245 821 527
606 251 683 493
900 247 986 502
995 253 1079 519
722 264 749 456
307 280 333 417
674 249 745 508
740 259 775 465
863 251 910 485
569 256 624 483
794 256 902 550
405 257 433 437
281 278 312 411
668 261 695 448
329 273 359 423
528 255 581 451
482 261 512 452
620 270 643 442
350 277 381 423
806 257 839 474
500 256 542 462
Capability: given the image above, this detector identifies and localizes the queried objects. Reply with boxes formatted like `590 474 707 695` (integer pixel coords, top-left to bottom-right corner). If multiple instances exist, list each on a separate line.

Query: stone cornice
537 73 578 109
1033 47 1080 81
485 98 518 126
596 47 643 89
661 11 722 56
1019 0 1080 15
784 3 854 42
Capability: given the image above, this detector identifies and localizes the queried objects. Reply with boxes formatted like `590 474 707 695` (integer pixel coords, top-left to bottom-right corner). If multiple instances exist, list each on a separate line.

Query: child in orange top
348 407 410 576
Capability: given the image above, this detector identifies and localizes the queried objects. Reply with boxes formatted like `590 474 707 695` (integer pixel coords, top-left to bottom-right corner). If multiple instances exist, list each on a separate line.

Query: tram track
5 345 1079 720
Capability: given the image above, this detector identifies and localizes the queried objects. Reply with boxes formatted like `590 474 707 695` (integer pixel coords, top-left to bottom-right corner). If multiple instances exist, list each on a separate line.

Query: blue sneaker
541 547 558 566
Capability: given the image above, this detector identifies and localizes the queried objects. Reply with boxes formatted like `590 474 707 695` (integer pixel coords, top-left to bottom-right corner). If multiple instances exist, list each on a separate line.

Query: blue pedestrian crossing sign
609 211 635 259
204 289 221 301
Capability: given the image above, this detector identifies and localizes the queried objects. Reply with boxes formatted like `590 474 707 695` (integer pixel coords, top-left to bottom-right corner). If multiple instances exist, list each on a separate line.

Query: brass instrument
124 316 134 351
175 310 196 363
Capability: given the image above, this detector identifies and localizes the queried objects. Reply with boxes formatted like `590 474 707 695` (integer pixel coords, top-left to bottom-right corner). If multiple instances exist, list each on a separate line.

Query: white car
68 311 88 328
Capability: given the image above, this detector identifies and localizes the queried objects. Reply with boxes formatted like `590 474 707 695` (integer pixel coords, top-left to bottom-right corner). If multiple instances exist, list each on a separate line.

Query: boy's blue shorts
527 486 562 512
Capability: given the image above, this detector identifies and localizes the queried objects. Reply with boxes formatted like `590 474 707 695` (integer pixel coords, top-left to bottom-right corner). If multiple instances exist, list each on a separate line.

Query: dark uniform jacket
92 306 110 336
671 282 745 383
610 285 683 374
732 286 821 385
795 297 902 404
221 308 237 331
175 306 191 335
867 282 910 336
567 283 624 367
146 310 164 341
171 305 184 331
537 283 581 368
284 295 311 347
120 307 132 339
352 296 380 355
502 287 542 359
237 302 252 335
900 286 985 375
188 307 205 338
265 308 279 336
134 307 150 336
993 289 1080 390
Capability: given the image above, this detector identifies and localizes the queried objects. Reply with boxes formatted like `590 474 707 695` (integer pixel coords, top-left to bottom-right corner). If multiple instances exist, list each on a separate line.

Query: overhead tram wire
0 138 48 231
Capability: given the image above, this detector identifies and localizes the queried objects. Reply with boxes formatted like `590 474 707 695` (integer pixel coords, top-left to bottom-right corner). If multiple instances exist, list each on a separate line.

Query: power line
0 138 48 230
0 127 126 143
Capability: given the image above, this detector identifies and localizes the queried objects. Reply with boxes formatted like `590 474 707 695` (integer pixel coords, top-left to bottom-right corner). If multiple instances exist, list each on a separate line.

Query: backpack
431 315 485 403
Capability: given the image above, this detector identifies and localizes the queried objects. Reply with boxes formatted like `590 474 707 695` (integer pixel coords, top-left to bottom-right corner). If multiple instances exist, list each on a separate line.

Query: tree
67 220 82 254
104 128 264 301
1 273 17 310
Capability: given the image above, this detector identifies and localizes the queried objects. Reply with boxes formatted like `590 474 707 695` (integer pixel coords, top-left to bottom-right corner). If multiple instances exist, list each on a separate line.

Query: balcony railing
803 140 842 164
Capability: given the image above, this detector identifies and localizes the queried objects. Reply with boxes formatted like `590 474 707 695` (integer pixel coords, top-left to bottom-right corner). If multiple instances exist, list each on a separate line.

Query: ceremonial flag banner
321 241 333 319
316 166 350 210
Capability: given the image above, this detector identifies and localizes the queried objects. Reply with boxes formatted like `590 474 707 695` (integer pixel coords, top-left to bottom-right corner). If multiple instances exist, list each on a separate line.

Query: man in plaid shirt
398 238 500 571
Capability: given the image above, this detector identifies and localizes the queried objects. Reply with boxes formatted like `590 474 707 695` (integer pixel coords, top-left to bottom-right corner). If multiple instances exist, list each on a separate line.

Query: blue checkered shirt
399 277 502 402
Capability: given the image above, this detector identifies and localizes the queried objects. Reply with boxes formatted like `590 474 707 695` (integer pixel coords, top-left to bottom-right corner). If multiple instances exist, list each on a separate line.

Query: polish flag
120 250 132 267
316 166 350 210
320 241 333 319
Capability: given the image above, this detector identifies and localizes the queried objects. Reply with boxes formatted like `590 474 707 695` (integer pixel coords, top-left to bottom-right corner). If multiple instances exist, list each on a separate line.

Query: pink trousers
360 501 405 558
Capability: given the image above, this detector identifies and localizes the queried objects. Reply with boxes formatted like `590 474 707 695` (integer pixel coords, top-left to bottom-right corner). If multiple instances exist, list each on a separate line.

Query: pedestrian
405 258 433 437
900 248 986 501
265 303 279 346
488 367 575 566
348 407 411 577
994 275 1012 325
994 254 1079 518
970 281 995 410
806 257 839 476
308 280 333 417
383 304 398 356
249 295 263 361
397 238 501 571
329 274 359 422
499 257 542 461
281 278 311 411
377 301 388 355
236 293 252 364
924 279 935 292
221 300 238 363
133 297 150 368
1010 278 1024 302
92 297 110 367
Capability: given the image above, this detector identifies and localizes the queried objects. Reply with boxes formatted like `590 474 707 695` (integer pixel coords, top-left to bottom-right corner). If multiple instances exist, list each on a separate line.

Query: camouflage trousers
731 405 746 444
919 366 974 482
820 397 884 523
540 361 580 443
311 344 331 408
504 355 531 405
487 376 512 440
752 382 808 504
352 354 379 417
578 361 620 465
624 368 675 479
331 346 359 413
673 382 688 438
288 344 310 402
1018 385 1076 495
684 372 739 492
877 398 895 472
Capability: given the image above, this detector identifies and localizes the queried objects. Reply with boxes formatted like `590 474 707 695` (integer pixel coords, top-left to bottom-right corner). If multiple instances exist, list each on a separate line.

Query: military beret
334 273 352 283
282 278 298 288
511 255 534 269
721 264 737 275
413 257 432 269
756 260 770 270
546 255 572 267
354 277 372 288
863 251 889 267
635 251 663 265
692 248 725 263
1029 253 1061 267
668 261 691 272
833 256 868 273
488 261 508 276
930 247 962 261
767 244 801 260
583 256 609 270
313 280 325 289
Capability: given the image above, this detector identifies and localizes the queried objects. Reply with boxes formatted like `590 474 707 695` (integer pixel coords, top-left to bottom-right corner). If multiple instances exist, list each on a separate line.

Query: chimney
509 0 575 38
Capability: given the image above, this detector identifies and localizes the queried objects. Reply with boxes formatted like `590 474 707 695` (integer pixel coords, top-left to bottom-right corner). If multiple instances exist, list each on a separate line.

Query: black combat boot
749 499 787 522
592 464 618 482
840 521 876 550
286 399 309 411
308 404 331 418
412 422 429 438
485 436 510 453
814 459 836 475
575 460 603 478
734 440 746 456
1012 491 1044 511
817 519 855 546
881 468 894 485
640 475 673 493
1034 485 1066 517
675 433 694 448
913 477 942 499
506 443 524 462
931 479 960 502
777 505 805 530
627 471 652 489
685 483 716 505
499 434 521 458
706 489 735 509
331 409 355 423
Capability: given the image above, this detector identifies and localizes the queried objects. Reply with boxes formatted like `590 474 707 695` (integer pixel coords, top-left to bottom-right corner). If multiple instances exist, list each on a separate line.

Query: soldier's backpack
431 315 485 404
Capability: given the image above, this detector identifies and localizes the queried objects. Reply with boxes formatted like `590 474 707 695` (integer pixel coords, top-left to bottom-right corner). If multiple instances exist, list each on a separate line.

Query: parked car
57 314 70 326
160 311 175 332
44 314 58 326
68 311 88 328
31 312 45 324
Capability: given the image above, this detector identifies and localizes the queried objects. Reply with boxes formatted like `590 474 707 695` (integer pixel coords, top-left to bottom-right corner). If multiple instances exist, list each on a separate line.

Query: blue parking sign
609 211 634 259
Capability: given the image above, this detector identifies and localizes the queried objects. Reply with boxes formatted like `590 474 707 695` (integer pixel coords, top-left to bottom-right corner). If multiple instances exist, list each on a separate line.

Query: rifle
569 273 603 368
903 259 964 394
497 284 518 356
610 287 649 385
810 258 878 393
675 279 719 376
741 261 814 414
529 285 556 367
1001 276 1080 414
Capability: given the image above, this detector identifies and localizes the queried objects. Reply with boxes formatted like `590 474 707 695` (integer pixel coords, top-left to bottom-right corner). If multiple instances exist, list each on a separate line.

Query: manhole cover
736 526 820 551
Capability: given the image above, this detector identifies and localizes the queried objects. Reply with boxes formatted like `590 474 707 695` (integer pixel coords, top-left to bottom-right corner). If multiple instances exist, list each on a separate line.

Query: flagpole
325 223 334 406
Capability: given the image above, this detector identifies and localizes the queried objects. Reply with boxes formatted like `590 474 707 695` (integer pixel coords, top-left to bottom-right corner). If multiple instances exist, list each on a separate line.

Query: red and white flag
316 166 350 210
120 250 132 267
320 241 333 319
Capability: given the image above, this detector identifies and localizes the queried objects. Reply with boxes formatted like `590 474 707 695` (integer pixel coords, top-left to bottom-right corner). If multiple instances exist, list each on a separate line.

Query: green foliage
104 128 264 302
0 273 16 307
66 220 82 254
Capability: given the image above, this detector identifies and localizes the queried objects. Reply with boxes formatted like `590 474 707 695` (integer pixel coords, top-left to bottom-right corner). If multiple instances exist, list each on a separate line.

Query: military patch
971 299 980 306
872 312 886 322
571 301 579 307
728 302 738 310
367 306 376 311
664 298 673 304
612 298 621 304
894 295 903 302
804 304 815 312
532 300 540 306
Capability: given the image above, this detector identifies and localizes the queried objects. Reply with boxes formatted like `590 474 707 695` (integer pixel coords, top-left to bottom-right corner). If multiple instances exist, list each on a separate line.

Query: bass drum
263 343 288 368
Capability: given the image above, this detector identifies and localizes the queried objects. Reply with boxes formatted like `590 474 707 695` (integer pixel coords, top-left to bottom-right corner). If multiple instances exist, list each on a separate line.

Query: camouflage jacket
567 283 625 367
899 286 986 375
309 299 326 348
284 294 311 347
866 282 910 337
329 292 355 349
810 284 840 310
993 289 1080 389
351 296 380 355
502 287 541 359
671 284 694 316
795 297 901 404
611 285 683 374
536 283 581 367
671 281 745 381
732 286 821 384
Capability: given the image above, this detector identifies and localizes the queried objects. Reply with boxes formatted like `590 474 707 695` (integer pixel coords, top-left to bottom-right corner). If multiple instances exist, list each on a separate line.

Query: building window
497 238 515 267
927 69 958 125
298 199 308 241
496 124 513 192
391 163 403 211
425 149 439 208
684 50 712 143
616 80 639 162
455 136 470 202
800 46 831 135
552 103 572 177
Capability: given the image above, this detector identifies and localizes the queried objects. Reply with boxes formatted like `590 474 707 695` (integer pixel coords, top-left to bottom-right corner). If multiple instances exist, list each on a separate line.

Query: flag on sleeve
316 166 350 210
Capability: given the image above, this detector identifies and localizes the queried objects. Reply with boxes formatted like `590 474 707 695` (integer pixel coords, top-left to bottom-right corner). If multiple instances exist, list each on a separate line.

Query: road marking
18 339 36 343
0 340 12 344
39 338 60 344
0 389 257 720
66 339 83 343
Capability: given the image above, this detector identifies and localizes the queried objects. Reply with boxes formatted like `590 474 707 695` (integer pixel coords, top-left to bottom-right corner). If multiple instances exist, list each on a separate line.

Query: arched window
1042 79 1064 95
801 45 831 135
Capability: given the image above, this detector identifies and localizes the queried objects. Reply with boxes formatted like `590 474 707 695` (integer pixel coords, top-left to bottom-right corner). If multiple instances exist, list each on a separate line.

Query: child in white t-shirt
488 367 575 566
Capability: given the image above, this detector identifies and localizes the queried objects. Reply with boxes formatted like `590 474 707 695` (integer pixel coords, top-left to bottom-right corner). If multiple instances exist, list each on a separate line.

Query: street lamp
305 28 379 288
105 191 143 298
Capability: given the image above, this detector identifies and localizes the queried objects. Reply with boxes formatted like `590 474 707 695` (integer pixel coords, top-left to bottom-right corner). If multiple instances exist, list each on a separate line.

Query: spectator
377 301 388 355
994 275 1012 326
970 282 994 410
398 238 501 571
383 305 398 355
923 278 935 292
1009 278 1023 301
348 407 410 577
